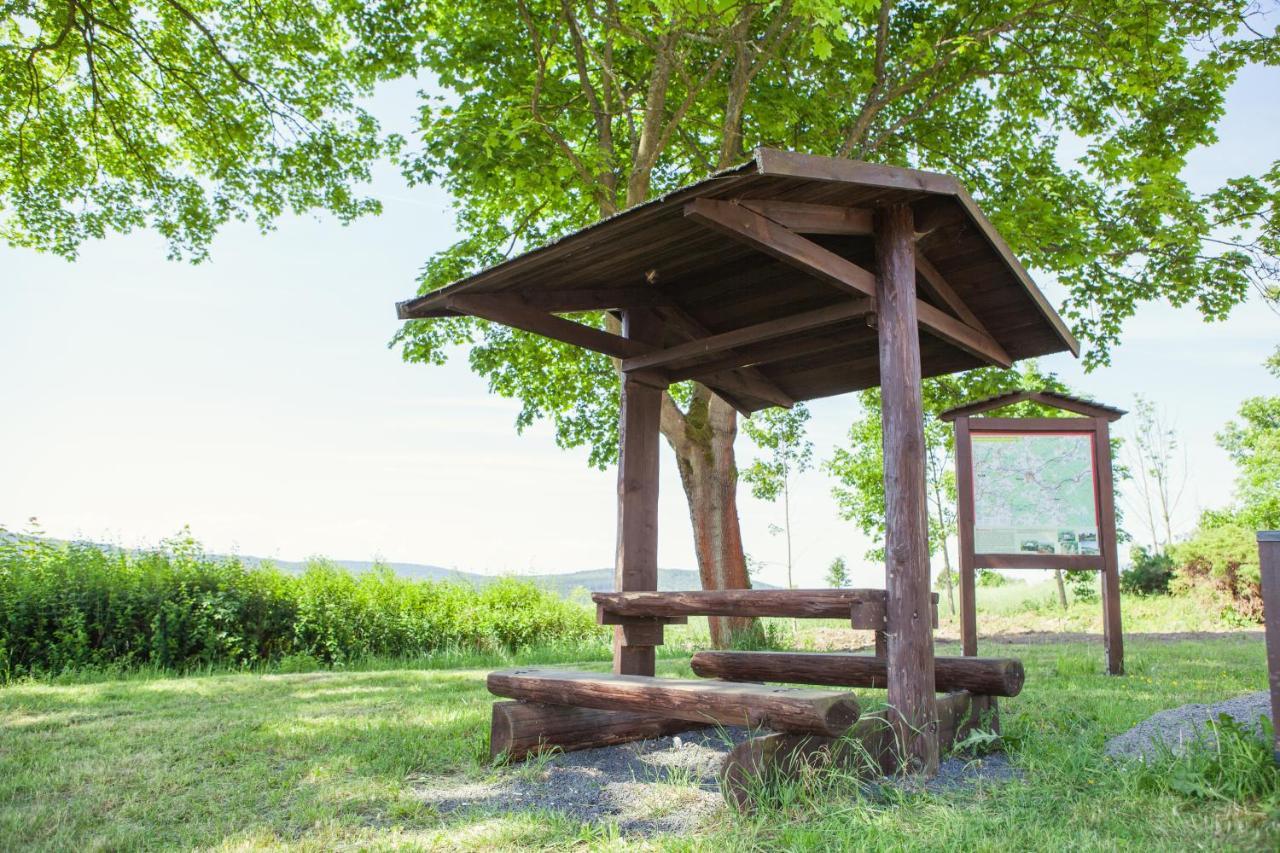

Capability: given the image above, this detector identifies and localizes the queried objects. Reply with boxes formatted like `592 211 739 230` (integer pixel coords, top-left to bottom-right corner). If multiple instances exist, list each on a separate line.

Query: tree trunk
664 389 754 647
1054 569 1068 609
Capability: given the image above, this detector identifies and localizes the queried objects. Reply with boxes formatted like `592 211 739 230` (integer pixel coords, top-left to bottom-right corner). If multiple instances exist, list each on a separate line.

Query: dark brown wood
593 588 937 628
876 203 939 775
940 390 1126 422
955 416 978 657
685 198 1011 370
613 309 663 676
622 298 874 374
596 604 687 626
952 407 1126 672
668 327 873 382
753 148 961 195
915 252 988 332
397 148 1082 411
449 294 652 362
739 200 875 235
655 305 793 407
719 691 998 808
486 669 861 737
914 299 1013 368
517 287 671 313
1258 531 1280 763
489 701 707 761
1095 418 1125 675
690 651 1025 697
967 417 1099 433
974 553 1104 571
684 197 879 298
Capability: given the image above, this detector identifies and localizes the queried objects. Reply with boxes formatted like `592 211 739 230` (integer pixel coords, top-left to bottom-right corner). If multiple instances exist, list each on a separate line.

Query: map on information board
971 433 1099 556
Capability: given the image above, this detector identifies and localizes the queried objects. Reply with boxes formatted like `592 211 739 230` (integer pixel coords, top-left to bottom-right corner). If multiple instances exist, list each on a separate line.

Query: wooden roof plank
622 298 874 374
739 200 874 235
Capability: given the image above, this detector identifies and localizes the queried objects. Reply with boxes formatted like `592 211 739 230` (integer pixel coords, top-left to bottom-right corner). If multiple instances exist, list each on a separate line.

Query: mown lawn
1 633 1275 850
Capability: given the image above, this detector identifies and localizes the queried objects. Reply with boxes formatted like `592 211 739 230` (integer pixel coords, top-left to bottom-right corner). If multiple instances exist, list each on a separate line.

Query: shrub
1121 546 1174 596
0 529 602 678
977 569 1008 587
1170 518 1263 622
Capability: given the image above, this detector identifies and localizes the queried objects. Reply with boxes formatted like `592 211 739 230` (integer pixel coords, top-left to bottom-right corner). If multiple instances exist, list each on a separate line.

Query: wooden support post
1094 418 1124 675
875 203 939 774
719 691 998 809
955 416 978 656
614 309 663 676
1258 531 1280 763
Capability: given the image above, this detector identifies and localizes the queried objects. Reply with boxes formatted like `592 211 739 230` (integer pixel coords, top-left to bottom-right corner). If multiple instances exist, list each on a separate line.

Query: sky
2 65 1277 590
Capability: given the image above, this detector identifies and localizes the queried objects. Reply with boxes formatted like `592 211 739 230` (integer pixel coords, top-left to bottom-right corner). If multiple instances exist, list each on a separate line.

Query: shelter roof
397 148 1078 413
938 390 1126 422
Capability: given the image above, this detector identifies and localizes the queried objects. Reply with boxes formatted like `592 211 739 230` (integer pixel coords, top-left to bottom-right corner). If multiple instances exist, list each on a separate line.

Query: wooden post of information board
955 416 978 657
1259 531 1280 763
941 392 1126 674
1094 418 1124 675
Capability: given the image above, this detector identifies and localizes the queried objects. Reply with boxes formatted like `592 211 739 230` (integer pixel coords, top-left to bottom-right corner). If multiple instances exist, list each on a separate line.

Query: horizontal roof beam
671 332 875 383
655 306 794 408
686 198 1011 369
621 299 874 375
449 294 649 361
685 198 877 299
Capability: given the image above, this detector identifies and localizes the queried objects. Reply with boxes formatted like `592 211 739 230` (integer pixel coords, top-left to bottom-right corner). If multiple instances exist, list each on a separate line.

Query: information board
971 432 1099 556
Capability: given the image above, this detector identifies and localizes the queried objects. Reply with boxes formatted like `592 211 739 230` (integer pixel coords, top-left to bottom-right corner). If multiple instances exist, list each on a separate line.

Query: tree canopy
397 0 1279 434
2 1 409 260
1216 346 1280 530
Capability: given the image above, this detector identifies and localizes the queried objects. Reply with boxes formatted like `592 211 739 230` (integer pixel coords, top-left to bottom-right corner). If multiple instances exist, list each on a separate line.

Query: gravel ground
1105 691 1273 761
416 727 1021 837
417 727 752 836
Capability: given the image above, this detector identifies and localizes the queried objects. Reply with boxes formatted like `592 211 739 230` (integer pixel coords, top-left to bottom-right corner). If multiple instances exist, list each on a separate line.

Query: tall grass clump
0 528 601 680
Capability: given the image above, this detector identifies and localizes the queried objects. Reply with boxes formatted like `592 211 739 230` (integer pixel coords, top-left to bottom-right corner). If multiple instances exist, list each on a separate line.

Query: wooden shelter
940 391 1127 675
397 148 1078 782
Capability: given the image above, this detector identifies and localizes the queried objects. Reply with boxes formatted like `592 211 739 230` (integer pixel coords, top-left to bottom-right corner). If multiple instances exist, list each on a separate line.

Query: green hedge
0 532 601 677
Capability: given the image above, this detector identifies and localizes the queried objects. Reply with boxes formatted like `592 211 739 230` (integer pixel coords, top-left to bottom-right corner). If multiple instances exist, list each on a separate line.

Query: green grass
2 631 1275 850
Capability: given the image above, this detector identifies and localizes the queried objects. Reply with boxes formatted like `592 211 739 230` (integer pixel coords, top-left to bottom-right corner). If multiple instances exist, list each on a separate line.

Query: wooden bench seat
487 668 860 737
689 651 1025 697
592 589 938 630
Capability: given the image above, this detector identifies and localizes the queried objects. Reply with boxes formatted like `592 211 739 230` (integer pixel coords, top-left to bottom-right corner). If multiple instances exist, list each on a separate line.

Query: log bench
593 588 939 630
487 669 861 737
690 651 1024 697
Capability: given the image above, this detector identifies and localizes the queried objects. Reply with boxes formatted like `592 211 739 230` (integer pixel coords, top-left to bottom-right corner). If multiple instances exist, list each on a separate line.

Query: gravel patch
416 726 1021 837
1105 691 1273 761
920 752 1023 793
416 727 752 836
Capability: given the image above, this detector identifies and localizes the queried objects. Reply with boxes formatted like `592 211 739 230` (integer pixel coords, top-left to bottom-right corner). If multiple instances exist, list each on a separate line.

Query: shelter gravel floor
1105 691 1273 761
415 726 1022 837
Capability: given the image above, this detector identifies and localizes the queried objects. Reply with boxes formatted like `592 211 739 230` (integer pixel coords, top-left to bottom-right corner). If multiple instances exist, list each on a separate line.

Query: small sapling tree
741 404 813 593
825 556 850 589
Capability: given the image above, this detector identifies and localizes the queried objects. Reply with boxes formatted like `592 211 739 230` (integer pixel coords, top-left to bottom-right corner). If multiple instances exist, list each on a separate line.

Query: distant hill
247 559 773 597
5 533 771 597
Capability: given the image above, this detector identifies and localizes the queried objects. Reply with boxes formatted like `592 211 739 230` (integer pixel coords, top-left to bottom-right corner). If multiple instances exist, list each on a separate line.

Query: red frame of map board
953 415 1124 675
